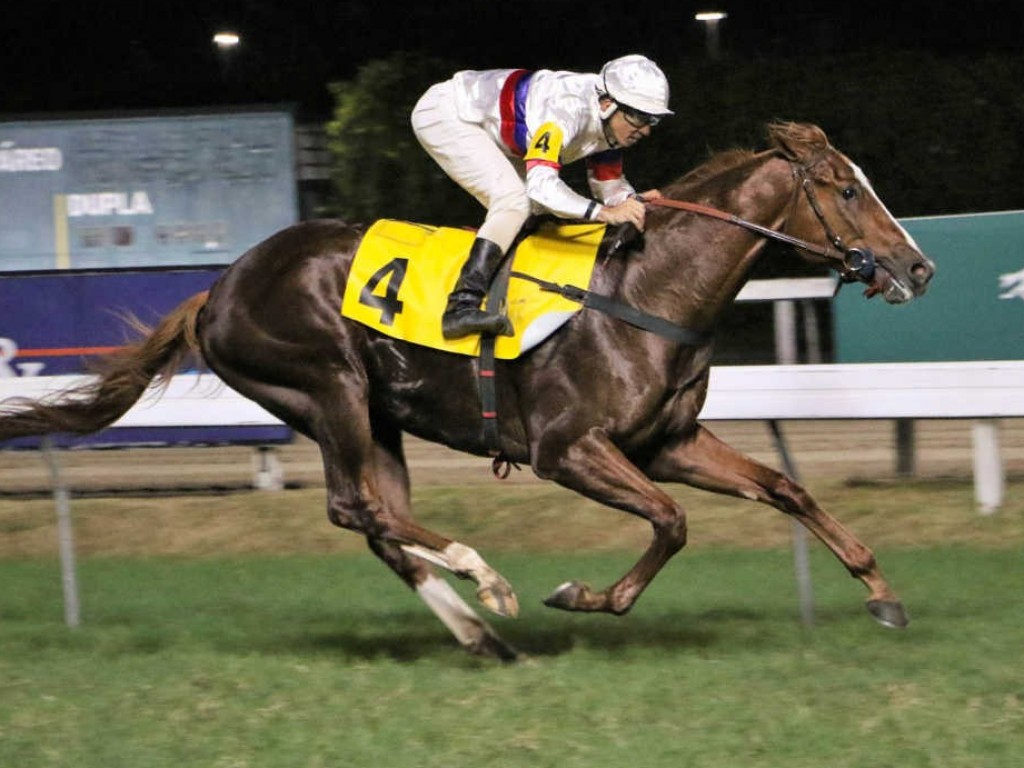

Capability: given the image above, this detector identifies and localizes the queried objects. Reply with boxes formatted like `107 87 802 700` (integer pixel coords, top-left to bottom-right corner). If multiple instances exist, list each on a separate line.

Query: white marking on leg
400 543 453 570
416 574 492 647
403 541 518 617
443 542 490 577
402 541 490 580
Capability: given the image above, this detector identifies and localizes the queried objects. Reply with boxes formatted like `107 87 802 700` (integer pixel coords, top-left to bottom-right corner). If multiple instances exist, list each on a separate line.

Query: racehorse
0 122 934 660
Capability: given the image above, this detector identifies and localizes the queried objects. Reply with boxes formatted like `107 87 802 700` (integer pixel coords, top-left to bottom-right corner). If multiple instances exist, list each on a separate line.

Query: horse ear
767 122 830 165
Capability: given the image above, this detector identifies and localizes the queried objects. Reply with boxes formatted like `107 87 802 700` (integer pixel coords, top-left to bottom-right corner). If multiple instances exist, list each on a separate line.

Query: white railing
4 361 1022 508
6 362 1022 629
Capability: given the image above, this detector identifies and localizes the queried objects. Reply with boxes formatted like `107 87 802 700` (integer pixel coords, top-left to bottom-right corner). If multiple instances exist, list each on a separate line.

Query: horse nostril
911 261 934 284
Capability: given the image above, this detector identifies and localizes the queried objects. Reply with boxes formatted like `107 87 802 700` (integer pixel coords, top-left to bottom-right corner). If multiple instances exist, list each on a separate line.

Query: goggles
618 103 662 129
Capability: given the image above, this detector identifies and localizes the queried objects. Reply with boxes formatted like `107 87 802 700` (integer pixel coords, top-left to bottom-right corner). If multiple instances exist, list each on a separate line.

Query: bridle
647 162 877 283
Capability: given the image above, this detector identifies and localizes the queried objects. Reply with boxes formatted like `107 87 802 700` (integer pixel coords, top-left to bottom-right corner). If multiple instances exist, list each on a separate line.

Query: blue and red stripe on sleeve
499 70 534 156
586 150 625 181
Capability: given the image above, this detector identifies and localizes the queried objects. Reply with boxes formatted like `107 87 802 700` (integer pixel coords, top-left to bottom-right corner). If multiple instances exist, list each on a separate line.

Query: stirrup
442 308 514 339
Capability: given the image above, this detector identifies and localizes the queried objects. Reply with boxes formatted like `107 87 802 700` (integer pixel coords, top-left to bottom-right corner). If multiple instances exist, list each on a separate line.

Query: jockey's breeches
411 81 531 254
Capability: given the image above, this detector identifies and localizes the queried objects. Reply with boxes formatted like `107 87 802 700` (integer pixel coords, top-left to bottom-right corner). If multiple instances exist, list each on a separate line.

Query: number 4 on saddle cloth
341 219 607 358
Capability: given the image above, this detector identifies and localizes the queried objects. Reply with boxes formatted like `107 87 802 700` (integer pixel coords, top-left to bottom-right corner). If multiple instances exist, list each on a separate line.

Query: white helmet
600 54 673 117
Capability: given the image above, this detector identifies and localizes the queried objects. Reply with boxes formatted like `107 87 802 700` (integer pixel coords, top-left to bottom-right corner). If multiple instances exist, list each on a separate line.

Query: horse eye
842 186 858 201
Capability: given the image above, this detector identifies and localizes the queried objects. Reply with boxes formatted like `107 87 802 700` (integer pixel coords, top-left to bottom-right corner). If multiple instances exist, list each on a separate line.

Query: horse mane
670 147 757 193
666 121 831 195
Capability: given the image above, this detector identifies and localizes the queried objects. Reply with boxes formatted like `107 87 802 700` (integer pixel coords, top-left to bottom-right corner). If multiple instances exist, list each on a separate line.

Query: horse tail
0 291 209 440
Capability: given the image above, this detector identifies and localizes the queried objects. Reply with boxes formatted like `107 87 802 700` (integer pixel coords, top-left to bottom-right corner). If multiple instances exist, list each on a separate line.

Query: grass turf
2 548 1022 767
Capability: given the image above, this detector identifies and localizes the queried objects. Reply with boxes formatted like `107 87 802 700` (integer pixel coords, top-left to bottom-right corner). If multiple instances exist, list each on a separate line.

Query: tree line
322 50 1023 363
324 50 1024 225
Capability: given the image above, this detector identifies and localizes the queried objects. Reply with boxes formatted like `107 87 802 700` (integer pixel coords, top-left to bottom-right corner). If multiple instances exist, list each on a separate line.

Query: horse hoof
466 633 521 662
477 583 519 618
543 580 589 612
866 599 910 628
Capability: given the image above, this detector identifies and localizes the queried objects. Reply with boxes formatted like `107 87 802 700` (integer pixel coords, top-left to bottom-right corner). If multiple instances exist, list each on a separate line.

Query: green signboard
834 210 1024 362
0 109 297 271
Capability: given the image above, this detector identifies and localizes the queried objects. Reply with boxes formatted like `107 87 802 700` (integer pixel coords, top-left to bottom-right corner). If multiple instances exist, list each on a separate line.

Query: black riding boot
441 237 514 339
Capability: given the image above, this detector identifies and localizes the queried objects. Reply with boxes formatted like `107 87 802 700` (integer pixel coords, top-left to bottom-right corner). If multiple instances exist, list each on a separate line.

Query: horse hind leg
310 382 519 620
319 438 519 622
398 541 519 619
366 426 519 660
202 269 520 630
203 350 520 642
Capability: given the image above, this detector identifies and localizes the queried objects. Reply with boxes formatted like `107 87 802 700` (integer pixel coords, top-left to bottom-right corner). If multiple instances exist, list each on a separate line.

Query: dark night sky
3 0 1022 119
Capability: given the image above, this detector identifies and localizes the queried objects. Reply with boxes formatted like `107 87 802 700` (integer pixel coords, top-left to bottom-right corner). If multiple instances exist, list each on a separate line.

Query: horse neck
620 153 796 331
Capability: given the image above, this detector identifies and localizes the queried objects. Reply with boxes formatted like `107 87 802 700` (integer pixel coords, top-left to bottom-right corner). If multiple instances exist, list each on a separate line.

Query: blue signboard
0 267 292 448
834 210 1024 362
0 109 298 271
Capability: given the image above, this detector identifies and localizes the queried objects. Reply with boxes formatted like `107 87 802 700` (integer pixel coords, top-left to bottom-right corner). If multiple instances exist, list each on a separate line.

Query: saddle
341 218 612 359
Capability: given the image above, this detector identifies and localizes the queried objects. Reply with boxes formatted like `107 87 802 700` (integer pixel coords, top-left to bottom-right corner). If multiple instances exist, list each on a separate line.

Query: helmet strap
601 117 620 149
597 93 620 147
598 96 618 121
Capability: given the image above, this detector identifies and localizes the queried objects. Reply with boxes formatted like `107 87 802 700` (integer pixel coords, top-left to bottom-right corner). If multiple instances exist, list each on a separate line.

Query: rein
646 168 876 283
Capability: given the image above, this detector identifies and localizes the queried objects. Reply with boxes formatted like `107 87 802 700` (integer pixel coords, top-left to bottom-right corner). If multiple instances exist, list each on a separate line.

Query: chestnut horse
0 123 934 659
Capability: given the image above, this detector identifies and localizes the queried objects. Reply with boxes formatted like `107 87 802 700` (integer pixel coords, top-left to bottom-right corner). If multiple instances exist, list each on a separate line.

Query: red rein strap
646 197 836 261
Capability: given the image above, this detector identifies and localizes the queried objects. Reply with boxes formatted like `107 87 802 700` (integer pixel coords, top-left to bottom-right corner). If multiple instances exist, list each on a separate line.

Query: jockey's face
600 99 654 148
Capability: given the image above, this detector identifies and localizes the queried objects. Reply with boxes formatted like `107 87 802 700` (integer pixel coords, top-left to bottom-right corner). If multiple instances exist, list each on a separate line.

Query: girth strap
476 256 708 476
478 256 522 477
478 258 512 460
508 271 710 346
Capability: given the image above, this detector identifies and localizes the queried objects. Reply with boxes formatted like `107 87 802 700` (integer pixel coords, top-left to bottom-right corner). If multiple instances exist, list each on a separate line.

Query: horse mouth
863 265 914 304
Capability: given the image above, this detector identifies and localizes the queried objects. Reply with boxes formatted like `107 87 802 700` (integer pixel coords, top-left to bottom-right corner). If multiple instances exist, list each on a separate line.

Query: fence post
895 418 917 477
972 419 1004 514
42 437 81 628
773 300 815 627
252 445 284 491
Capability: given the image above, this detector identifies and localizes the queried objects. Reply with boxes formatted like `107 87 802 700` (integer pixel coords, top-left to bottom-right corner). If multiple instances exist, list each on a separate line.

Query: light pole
213 31 241 83
213 31 240 50
695 11 727 60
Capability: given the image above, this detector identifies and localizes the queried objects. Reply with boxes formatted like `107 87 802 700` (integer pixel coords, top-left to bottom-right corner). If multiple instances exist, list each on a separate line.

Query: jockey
412 54 672 339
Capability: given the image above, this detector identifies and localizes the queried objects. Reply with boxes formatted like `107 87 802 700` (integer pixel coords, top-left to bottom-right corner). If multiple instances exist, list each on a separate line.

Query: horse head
770 122 935 303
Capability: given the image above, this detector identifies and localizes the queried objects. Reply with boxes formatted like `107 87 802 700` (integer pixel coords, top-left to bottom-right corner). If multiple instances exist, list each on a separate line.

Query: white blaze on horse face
852 163 922 252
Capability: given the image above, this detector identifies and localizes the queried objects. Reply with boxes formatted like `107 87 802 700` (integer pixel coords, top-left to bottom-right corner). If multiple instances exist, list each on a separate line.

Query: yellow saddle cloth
341 219 606 359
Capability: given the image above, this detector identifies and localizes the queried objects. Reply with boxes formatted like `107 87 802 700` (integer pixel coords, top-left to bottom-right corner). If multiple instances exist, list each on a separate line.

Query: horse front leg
533 427 689 615
645 424 909 628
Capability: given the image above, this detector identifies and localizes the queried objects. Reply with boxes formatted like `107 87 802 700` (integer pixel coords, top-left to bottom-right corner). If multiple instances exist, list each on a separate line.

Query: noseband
792 165 876 283
647 162 876 283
